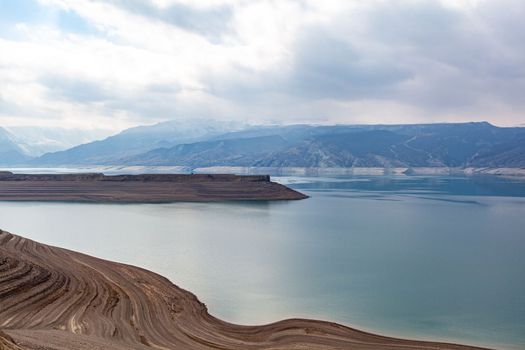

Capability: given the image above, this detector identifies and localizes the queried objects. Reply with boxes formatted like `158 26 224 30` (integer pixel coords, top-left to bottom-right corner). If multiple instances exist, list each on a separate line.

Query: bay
0 174 524 349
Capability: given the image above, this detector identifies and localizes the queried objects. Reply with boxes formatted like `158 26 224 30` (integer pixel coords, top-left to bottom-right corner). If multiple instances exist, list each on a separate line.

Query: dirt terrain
0 172 307 202
0 230 489 350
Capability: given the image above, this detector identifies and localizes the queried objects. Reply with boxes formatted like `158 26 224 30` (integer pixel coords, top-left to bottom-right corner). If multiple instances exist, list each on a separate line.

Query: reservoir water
0 175 524 349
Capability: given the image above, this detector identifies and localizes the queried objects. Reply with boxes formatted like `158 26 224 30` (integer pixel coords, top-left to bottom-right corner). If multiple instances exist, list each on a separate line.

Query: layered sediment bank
0 172 307 202
0 230 489 350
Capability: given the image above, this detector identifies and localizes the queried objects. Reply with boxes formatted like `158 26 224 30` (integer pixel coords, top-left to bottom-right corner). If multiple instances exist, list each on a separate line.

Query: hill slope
0 128 32 165
128 122 525 168
29 121 525 168
33 119 242 166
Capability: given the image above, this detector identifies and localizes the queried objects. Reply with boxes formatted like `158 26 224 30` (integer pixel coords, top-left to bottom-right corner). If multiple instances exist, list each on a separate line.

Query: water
0 175 524 349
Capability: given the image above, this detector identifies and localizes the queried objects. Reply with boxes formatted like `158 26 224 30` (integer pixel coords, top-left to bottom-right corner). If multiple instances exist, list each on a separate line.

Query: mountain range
0 126 112 164
1 121 524 168
5 127 112 157
0 128 32 165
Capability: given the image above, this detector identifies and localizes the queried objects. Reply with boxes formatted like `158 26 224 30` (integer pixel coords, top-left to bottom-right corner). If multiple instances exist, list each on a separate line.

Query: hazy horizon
2 118 523 135
1 119 522 159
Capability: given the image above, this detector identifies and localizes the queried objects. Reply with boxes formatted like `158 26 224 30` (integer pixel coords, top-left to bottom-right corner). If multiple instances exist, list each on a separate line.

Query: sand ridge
0 173 307 202
0 230 489 350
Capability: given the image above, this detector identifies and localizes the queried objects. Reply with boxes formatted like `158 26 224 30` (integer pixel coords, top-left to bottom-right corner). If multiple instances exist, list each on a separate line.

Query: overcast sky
0 0 524 131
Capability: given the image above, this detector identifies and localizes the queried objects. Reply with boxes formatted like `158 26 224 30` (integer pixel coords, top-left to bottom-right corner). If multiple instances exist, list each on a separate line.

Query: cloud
41 74 114 103
288 27 412 100
0 0 524 130
105 0 234 41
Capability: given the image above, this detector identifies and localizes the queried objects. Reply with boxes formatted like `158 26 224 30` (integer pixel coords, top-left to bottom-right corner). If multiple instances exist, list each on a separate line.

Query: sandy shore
0 229 490 350
0 173 307 202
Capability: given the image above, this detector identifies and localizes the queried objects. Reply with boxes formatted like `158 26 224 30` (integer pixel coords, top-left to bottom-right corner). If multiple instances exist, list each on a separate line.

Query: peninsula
0 172 307 202
0 230 488 350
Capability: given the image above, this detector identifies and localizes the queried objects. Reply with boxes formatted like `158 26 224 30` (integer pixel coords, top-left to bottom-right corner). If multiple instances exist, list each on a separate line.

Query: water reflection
0 175 524 349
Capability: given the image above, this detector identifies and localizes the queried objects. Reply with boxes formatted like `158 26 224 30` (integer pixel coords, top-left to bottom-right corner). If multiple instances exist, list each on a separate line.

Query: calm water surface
0 175 524 349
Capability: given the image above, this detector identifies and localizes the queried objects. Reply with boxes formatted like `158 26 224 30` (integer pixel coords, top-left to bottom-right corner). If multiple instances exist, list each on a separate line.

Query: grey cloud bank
0 0 524 131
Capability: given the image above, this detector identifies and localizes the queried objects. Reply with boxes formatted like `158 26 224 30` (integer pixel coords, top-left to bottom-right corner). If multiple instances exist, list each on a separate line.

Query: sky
0 0 524 132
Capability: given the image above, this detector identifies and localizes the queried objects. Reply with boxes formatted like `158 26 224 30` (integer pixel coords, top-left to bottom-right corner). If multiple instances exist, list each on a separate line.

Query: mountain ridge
0 128 32 165
3 121 524 168
124 122 525 168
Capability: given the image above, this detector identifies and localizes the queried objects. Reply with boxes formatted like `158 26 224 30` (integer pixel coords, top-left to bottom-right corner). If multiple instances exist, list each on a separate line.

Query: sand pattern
0 230 488 350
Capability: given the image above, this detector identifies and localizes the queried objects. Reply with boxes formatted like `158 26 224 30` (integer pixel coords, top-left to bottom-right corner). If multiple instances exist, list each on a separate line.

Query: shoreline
192 166 525 178
0 229 491 350
3 166 525 179
0 172 307 202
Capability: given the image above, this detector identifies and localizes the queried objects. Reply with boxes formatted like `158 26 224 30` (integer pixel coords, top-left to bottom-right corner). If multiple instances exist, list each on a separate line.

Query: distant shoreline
2 166 525 178
0 172 307 202
193 166 525 177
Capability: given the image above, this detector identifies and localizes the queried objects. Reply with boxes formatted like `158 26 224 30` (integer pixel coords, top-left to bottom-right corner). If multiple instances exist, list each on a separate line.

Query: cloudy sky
0 0 524 132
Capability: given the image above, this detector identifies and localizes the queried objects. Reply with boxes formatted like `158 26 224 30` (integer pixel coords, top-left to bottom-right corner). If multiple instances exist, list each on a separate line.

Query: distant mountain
252 130 414 167
27 121 525 168
5 127 112 156
0 128 32 165
32 119 245 166
125 122 525 168
126 135 290 167
469 130 525 167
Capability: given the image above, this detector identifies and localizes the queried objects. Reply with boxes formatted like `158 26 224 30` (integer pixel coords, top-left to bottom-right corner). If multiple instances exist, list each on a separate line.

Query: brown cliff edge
0 172 307 202
0 230 490 350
